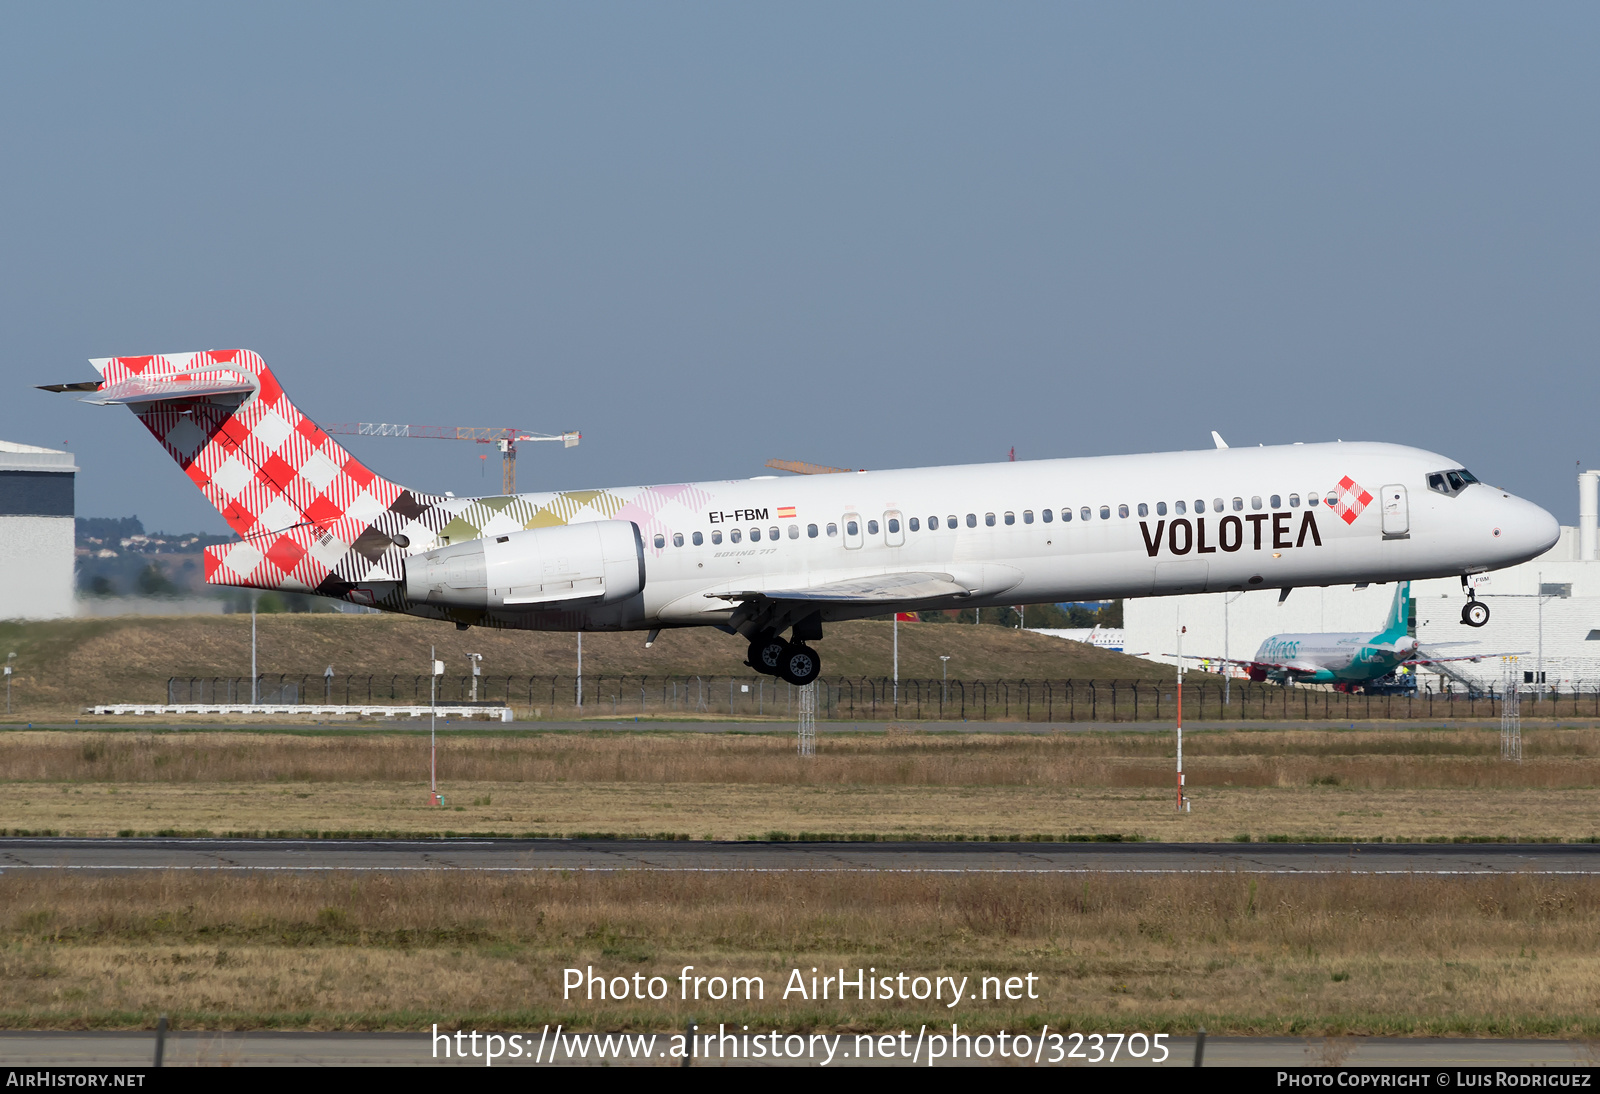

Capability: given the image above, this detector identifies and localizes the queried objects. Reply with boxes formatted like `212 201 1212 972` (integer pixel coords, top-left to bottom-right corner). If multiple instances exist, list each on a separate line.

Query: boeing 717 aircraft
43 351 1559 686
1201 582 1515 693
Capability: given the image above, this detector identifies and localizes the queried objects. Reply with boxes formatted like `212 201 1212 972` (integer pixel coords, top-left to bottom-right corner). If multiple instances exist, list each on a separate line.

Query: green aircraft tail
1380 581 1414 640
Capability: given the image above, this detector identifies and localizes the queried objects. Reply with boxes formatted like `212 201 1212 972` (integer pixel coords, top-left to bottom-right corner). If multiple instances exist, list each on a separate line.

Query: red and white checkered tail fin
85 350 439 599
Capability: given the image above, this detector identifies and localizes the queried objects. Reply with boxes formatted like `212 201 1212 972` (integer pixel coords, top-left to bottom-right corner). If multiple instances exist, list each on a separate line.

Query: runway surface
3 837 1598 874
0 1031 1593 1067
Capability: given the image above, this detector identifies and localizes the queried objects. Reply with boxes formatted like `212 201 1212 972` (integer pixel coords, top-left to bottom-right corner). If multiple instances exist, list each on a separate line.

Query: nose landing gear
1460 576 1490 628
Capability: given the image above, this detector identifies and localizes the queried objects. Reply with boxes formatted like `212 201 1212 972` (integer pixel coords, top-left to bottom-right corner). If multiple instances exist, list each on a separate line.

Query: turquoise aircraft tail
1379 582 1414 640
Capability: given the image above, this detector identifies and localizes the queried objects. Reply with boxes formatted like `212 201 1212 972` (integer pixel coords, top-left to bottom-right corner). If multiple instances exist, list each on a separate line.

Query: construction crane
765 458 854 475
324 423 581 494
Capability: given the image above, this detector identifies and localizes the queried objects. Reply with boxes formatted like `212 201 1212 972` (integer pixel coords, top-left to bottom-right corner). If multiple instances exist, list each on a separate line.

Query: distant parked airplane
1197 582 1518 693
44 350 1557 686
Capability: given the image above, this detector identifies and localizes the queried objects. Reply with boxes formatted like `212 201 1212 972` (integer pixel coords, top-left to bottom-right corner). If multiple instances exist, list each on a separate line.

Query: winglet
1211 430 1229 449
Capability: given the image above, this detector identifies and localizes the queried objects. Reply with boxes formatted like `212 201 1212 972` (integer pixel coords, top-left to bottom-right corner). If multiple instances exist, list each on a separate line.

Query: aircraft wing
706 571 973 604
1165 653 1321 674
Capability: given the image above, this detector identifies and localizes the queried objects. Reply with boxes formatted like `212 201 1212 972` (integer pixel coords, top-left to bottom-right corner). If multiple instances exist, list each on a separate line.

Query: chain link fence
154 673 1600 722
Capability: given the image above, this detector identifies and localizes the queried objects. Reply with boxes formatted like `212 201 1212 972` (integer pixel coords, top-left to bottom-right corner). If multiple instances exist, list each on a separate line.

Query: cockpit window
1429 468 1479 497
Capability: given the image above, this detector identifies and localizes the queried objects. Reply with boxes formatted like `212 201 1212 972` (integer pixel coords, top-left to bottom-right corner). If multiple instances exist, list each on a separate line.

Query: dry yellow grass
9 782 1600 842
6 727 1600 839
5 871 1600 1035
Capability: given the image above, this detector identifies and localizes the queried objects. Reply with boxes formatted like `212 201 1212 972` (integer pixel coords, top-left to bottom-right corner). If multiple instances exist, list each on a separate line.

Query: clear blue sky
3 3 1596 532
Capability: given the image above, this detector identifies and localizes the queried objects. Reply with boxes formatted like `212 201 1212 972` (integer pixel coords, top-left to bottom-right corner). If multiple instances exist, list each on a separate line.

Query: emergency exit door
1380 485 1409 539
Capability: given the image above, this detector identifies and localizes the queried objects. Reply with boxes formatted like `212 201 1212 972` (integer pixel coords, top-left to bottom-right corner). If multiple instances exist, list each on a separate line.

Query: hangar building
1124 472 1600 691
0 440 77 620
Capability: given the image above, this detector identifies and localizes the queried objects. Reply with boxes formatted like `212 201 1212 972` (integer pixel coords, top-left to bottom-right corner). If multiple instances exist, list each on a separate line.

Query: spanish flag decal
777 506 796 518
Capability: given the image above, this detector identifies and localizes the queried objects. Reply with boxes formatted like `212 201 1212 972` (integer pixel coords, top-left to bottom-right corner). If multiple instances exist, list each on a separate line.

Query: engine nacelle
404 520 645 611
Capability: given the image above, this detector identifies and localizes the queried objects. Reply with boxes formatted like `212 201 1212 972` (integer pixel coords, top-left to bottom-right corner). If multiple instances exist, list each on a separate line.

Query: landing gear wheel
1462 600 1490 628
748 634 787 676
779 644 821 686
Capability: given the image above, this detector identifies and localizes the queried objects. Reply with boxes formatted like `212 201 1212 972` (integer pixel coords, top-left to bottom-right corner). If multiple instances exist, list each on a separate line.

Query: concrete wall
0 515 75 619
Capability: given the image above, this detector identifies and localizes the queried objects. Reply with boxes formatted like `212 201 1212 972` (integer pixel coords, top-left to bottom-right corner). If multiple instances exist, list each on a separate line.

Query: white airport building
1124 472 1600 691
0 440 77 620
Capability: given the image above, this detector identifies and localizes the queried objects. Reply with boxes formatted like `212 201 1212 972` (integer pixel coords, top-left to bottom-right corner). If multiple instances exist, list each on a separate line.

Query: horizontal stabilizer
707 571 972 604
36 381 103 393
74 369 258 405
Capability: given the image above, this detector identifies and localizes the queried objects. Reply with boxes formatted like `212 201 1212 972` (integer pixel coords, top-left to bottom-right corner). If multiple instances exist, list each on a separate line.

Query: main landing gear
1460 576 1490 628
745 630 823 686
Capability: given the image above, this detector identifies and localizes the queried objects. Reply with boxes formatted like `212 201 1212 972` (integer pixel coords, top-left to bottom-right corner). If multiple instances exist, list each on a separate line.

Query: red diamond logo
1334 476 1373 525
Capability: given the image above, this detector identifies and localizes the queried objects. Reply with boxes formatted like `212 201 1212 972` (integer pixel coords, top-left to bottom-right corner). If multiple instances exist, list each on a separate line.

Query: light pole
1223 591 1244 706
429 646 444 805
5 652 14 715
250 595 258 704
892 617 898 708
576 633 583 711
466 653 483 702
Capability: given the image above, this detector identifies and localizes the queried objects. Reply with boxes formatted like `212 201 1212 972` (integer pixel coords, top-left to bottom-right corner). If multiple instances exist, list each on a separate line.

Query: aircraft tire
1462 601 1490 628
749 635 787 676
779 644 821 686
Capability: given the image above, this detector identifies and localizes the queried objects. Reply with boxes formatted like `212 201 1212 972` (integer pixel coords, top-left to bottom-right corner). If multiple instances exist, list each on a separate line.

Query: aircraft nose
1500 494 1559 561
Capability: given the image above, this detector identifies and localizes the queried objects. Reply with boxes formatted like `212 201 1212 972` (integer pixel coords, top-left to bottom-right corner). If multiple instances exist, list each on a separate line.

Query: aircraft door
1380 485 1409 539
843 512 863 549
883 510 904 547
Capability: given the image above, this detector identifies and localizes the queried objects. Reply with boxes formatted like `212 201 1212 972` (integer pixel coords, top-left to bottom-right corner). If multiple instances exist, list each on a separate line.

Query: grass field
4 871 1600 1035
6 724 1600 1034
4 726 1599 840
0 615 1180 716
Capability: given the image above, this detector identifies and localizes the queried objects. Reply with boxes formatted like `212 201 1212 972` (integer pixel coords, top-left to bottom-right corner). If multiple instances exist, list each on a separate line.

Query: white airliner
45 351 1559 686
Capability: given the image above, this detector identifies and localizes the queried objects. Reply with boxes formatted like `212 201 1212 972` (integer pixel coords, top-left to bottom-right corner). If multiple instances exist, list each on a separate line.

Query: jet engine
404 520 645 610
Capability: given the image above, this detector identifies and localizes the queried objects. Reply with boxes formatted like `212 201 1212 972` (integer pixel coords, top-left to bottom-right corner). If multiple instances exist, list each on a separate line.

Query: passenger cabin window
827 523 838 536
1041 508 1052 523
750 527 761 542
1194 499 1205 513
786 524 797 539
1288 494 1299 507
887 517 900 533
984 513 996 527
807 524 818 538
693 531 704 545
948 514 958 528
653 533 665 548
770 526 779 540
1099 506 1111 520
673 532 684 547
1156 501 1167 516
966 514 977 528
867 520 879 535
1118 504 1129 518
1236 498 1247 511
1325 491 1338 506
1003 512 1014 525
929 516 939 529
1269 495 1280 508
1080 507 1091 521
846 520 859 536
1307 493 1318 506
1022 510 1033 524
730 528 742 543
1214 498 1224 512
1137 503 1148 517
1062 508 1073 522
711 530 723 544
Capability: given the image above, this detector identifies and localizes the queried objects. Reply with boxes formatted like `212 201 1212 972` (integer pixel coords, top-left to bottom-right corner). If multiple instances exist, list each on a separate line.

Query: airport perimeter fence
157 673 1600 723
